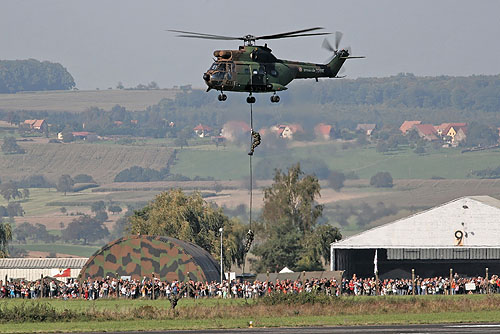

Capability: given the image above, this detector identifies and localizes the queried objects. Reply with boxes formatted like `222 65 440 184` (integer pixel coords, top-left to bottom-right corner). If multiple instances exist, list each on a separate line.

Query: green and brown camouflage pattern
204 45 348 93
79 235 220 282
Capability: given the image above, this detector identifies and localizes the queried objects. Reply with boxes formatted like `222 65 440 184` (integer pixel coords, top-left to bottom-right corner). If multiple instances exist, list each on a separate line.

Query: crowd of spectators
1 274 499 299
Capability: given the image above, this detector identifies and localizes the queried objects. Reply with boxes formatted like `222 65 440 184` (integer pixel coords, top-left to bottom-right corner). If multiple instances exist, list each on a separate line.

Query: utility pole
219 227 223 284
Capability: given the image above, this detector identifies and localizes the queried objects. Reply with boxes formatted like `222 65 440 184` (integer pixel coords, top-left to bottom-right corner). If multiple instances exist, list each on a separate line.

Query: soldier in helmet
248 130 261 156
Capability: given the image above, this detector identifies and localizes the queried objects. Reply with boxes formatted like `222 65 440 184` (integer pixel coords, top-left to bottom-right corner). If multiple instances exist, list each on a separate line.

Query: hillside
1 142 175 183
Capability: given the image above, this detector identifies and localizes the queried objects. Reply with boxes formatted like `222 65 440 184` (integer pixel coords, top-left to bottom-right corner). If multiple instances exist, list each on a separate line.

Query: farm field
0 89 180 113
4 139 500 185
1 141 175 184
19 243 100 257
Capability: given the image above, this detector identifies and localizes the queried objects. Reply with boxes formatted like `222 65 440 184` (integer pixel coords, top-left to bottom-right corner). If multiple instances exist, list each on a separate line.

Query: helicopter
169 27 364 103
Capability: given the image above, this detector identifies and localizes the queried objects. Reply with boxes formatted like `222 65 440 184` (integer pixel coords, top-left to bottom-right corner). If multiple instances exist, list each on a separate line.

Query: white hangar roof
331 196 500 249
0 258 88 269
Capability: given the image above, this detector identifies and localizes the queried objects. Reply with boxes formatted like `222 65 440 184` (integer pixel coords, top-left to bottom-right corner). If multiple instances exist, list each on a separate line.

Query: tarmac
72 323 500 334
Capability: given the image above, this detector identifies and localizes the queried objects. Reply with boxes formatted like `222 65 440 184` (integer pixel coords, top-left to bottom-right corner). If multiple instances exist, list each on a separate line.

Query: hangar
79 235 220 282
0 258 87 281
330 196 500 278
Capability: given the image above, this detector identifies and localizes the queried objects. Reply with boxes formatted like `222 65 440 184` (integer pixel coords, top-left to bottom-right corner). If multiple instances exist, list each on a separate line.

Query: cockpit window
209 63 227 72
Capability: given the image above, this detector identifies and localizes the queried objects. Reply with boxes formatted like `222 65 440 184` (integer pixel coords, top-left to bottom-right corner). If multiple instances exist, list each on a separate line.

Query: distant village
16 117 500 150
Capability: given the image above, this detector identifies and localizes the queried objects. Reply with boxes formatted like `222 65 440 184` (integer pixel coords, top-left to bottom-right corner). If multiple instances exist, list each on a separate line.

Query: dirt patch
26 251 80 258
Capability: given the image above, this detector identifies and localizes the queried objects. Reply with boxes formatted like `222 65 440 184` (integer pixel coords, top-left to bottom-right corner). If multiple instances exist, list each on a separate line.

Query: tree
328 171 346 191
313 225 342 265
2 136 25 154
62 215 109 244
0 182 22 202
56 175 74 195
0 220 12 257
128 189 243 268
174 137 188 149
90 200 106 213
22 188 30 199
261 163 323 235
466 122 499 147
0 59 75 93
7 202 24 217
414 142 426 154
61 130 74 143
108 205 122 214
73 174 96 183
370 172 394 188
95 210 108 223
376 141 389 153
14 222 53 243
252 163 328 272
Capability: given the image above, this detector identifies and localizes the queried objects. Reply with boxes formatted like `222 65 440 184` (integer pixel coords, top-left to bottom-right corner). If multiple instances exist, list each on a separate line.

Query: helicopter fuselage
203 45 348 94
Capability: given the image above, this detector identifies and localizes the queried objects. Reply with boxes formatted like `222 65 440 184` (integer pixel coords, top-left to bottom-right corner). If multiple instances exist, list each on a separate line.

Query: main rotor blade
259 32 331 40
322 38 335 52
176 34 242 40
256 27 326 40
335 31 343 50
168 29 240 40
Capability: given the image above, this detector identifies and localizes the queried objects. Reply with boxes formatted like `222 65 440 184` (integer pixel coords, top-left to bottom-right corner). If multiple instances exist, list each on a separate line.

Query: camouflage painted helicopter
169 27 364 103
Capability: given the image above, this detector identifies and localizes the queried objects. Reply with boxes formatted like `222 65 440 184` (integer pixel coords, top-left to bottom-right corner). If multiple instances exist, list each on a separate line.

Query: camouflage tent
79 235 220 282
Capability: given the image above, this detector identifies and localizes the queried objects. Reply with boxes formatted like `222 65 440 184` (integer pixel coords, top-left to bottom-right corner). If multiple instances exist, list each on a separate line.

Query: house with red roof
314 123 333 140
193 124 213 138
356 123 376 136
221 121 250 142
270 124 304 139
399 121 421 134
414 124 439 141
22 119 47 133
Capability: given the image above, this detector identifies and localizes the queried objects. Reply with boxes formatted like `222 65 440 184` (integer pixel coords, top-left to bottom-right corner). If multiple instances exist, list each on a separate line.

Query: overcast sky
2 0 499 90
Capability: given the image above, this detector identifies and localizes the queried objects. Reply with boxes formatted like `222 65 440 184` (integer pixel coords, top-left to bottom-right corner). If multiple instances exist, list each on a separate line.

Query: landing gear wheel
247 96 256 104
218 93 227 102
270 95 280 103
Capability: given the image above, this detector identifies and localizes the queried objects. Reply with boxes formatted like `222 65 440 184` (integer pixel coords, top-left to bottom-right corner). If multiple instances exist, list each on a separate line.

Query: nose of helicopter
203 73 210 82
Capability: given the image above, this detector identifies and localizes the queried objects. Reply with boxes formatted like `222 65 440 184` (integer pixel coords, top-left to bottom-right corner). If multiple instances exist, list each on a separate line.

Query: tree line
0 59 75 93
3 74 500 140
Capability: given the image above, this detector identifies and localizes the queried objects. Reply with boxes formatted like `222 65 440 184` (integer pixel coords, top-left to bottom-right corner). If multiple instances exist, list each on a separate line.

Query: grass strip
2 310 500 333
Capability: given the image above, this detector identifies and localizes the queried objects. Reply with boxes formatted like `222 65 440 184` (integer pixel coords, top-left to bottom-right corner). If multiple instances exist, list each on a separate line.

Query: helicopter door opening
251 66 266 89
223 63 235 89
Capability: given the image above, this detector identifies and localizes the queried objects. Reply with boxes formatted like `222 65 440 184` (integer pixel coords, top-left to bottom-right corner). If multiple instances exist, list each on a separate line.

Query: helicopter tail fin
326 55 347 78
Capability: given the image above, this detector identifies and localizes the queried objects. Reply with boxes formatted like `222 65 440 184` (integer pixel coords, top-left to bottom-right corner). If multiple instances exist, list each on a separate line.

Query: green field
2 295 500 332
171 142 500 180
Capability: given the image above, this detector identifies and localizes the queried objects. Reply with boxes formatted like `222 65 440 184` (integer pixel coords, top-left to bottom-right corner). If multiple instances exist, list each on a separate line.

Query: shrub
328 171 346 191
73 174 96 183
370 172 393 188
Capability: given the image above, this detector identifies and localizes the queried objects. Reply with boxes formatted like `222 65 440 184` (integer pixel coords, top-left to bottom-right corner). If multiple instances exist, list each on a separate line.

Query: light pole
219 227 223 284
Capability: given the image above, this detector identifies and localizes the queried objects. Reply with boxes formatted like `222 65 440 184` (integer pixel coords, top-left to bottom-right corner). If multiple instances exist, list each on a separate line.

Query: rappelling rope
243 101 255 272
249 102 253 231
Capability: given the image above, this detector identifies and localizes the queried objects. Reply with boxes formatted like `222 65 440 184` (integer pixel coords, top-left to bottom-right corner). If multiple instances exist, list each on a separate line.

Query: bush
370 172 393 188
328 171 345 191
17 175 54 188
0 302 79 322
114 166 163 182
72 183 99 192
73 174 96 183
260 292 333 306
